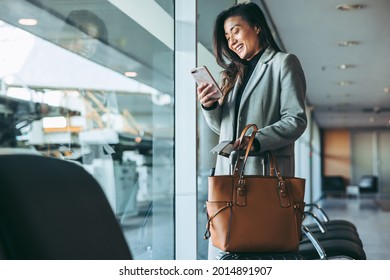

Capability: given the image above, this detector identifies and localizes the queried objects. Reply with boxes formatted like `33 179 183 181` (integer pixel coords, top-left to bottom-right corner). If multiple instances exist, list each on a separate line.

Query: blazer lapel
228 81 241 136
237 48 276 117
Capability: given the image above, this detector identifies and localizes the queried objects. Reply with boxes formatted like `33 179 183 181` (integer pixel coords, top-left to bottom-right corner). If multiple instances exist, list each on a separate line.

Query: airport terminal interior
0 0 390 260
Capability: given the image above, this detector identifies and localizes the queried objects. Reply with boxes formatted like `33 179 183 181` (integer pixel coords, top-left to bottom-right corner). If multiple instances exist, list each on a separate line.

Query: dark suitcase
216 252 305 260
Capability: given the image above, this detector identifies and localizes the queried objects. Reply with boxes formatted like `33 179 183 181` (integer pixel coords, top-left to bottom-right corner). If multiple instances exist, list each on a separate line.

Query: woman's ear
255 26 261 34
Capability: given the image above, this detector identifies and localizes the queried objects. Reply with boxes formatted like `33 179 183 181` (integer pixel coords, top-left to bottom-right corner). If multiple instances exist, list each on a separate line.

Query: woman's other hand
197 83 220 107
232 136 255 151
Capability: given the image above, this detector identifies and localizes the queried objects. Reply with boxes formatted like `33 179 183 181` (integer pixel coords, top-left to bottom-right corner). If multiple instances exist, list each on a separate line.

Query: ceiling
261 0 390 129
2 0 389 130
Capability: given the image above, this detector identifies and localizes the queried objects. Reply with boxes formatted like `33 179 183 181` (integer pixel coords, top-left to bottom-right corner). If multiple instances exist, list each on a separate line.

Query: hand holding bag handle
234 123 281 177
234 123 292 208
233 123 259 177
233 123 278 177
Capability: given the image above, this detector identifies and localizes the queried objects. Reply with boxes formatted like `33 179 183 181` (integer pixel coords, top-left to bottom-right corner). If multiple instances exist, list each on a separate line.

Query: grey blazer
202 47 307 177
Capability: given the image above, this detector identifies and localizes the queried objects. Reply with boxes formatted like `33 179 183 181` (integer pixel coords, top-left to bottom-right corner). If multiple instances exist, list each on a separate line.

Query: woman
59 9 109 59
197 3 307 258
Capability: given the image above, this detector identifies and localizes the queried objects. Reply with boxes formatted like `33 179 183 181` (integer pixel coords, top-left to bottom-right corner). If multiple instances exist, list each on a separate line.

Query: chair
299 226 365 260
0 154 132 260
298 238 366 260
322 176 345 196
301 212 363 247
305 203 357 230
358 175 378 194
300 204 366 259
216 225 366 260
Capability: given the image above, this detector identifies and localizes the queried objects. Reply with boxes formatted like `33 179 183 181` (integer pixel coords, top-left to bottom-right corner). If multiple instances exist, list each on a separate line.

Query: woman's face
224 16 261 61
67 23 100 58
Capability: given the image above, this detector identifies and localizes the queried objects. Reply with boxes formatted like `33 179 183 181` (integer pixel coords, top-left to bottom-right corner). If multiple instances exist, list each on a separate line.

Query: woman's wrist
202 101 218 110
253 139 261 152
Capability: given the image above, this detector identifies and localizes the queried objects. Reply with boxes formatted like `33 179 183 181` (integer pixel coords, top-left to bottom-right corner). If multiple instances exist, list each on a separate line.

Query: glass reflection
0 0 174 260
59 9 108 59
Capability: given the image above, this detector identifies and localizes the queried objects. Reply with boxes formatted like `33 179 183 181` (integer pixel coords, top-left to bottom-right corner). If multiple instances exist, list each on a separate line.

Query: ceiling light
338 64 355 70
124 71 138 78
337 41 359 47
18 18 38 26
336 4 365 11
384 87 390 93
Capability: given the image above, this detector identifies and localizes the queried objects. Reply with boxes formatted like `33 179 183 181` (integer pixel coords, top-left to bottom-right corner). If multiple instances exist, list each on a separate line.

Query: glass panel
311 122 322 201
351 132 374 185
196 0 237 260
0 0 174 259
379 132 390 194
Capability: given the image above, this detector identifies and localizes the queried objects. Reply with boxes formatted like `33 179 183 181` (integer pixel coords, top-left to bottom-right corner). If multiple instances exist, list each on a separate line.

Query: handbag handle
233 124 258 176
234 124 291 207
233 124 285 181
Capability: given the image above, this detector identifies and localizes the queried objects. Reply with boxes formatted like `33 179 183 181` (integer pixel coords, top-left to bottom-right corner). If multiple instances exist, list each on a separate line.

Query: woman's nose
229 36 237 47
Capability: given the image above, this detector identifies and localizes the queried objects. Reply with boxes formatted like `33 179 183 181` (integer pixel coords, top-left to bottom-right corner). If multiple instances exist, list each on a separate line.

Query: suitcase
216 252 305 260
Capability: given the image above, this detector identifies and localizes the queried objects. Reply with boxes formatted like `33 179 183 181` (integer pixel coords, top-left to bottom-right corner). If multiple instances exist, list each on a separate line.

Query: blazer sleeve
201 102 223 135
257 53 307 151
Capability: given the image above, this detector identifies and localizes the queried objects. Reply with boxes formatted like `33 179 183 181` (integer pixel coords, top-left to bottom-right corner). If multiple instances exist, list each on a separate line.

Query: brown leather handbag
204 124 305 253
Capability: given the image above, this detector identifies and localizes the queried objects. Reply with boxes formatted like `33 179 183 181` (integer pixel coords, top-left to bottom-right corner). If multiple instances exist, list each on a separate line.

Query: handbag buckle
278 181 287 197
238 179 246 196
278 180 291 207
236 179 247 206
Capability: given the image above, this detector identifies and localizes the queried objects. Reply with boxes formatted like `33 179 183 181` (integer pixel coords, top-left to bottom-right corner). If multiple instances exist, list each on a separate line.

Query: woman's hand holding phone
197 83 221 107
191 66 222 107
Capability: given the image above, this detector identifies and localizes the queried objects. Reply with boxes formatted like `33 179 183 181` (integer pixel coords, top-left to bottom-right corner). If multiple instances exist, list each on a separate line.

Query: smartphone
191 66 223 99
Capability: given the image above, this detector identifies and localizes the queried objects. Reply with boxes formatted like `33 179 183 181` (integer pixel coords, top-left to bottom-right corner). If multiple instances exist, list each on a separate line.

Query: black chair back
358 175 378 193
0 154 132 260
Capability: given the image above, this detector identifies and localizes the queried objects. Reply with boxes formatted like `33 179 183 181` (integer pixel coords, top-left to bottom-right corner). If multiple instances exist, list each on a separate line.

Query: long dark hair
64 10 108 43
213 2 281 100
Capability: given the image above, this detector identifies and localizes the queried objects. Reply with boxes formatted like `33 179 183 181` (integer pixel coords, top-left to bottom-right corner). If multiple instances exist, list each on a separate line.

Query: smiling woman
196 2 307 259
223 16 261 61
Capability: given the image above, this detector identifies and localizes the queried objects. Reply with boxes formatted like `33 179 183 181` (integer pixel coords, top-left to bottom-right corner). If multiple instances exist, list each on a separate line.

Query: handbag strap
233 124 284 179
268 152 291 207
233 124 291 207
233 124 258 177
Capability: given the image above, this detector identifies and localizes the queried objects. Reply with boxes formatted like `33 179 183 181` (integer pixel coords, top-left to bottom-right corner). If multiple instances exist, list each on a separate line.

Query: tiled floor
315 196 390 260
